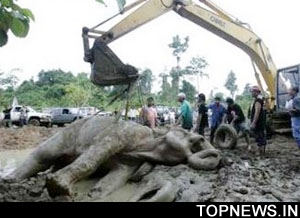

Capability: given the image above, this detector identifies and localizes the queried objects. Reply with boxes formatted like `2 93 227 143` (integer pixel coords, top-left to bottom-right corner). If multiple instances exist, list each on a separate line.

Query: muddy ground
0 126 300 202
0 126 60 151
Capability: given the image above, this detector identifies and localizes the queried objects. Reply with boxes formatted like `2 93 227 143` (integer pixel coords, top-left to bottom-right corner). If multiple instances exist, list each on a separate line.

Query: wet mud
0 131 300 202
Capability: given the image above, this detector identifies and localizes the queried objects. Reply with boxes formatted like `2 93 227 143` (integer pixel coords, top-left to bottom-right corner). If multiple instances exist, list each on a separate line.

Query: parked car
97 111 113 117
78 107 99 117
50 108 82 127
9 105 52 127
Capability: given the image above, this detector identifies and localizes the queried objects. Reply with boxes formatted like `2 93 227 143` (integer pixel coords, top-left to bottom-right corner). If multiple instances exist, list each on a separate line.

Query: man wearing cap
286 87 300 149
208 96 226 144
194 93 208 136
225 97 250 149
250 86 267 154
176 93 193 131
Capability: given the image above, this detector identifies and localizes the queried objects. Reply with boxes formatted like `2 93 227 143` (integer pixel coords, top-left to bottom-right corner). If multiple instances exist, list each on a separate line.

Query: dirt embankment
0 126 61 151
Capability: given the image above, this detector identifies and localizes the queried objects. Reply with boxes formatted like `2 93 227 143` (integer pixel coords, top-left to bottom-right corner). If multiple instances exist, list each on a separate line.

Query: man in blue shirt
209 96 226 144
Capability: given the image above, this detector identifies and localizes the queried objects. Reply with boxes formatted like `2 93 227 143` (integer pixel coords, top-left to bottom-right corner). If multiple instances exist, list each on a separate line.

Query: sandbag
214 124 238 149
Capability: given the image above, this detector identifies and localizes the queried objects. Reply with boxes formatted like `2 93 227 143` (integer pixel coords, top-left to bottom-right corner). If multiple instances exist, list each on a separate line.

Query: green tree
64 82 91 107
139 68 154 94
242 83 252 96
185 56 208 92
180 80 196 103
225 70 238 98
0 0 34 47
169 35 189 67
36 69 75 87
0 70 19 89
158 73 173 105
168 35 189 96
236 83 253 114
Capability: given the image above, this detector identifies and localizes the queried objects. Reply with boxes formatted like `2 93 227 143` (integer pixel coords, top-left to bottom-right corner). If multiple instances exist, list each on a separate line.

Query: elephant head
125 127 221 170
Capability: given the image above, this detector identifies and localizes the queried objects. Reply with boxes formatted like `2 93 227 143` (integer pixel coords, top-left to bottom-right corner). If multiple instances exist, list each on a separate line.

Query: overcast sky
0 0 300 97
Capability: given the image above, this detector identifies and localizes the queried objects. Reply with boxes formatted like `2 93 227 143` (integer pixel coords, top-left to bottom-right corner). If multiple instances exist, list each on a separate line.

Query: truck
9 105 52 127
50 108 83 127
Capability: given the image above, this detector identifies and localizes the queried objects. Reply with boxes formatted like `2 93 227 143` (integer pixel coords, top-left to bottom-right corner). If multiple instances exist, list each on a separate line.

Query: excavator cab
277 64 300 110
82 28 139 86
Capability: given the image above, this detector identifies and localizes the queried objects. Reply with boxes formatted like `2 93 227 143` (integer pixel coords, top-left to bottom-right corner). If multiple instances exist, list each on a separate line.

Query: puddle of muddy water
0 149 33 178
90 183 138 202
0 148 137 202
73 178 139 202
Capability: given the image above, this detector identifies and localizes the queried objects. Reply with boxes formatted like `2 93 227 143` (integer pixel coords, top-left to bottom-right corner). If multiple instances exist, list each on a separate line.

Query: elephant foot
188 149 221 170
89 164 137 200
46 174 71 197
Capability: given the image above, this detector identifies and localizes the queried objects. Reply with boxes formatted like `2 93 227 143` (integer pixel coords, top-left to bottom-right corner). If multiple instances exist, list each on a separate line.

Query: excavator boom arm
175 2 277 98
83 0 277 102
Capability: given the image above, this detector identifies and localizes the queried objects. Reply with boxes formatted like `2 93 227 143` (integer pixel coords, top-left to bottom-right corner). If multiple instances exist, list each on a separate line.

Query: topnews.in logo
196 204 298 217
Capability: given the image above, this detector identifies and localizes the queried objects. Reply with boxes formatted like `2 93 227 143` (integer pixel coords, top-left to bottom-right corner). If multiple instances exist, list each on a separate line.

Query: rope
91 0 147 30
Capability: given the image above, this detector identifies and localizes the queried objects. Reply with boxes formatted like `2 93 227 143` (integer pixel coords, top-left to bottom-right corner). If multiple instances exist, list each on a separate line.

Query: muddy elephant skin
5 116 221 201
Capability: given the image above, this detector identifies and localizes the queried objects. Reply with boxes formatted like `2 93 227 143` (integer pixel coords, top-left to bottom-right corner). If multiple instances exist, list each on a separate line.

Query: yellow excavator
82 0 300 133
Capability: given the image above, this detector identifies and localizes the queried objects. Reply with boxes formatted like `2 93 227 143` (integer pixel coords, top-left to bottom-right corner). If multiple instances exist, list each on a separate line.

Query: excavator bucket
89 39 139 86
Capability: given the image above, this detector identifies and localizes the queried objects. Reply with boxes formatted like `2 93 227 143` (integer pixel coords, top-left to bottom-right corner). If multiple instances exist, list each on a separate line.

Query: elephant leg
90 163 138 200
46 136 125 197
5 131 66 182
130 180 177 202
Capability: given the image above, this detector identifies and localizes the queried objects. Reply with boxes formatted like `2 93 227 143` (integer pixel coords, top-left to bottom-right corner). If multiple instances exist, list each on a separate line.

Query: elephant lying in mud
5 116 221 201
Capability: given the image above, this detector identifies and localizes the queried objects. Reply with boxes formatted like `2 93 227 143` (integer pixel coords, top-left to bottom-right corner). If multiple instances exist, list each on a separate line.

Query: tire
58 123 65 127
214 124 238 149
28 118 40 126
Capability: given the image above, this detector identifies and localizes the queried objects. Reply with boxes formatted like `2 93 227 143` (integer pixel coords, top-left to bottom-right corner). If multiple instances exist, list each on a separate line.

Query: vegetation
225 70 238 98
0 0 34 47
4 31 259 114
235 83 252 115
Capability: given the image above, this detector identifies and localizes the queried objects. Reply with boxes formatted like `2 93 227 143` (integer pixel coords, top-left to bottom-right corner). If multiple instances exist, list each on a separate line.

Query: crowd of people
138 85 300 156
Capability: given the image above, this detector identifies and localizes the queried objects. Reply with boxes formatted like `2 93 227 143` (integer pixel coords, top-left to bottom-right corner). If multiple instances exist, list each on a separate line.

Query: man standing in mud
249 86 267 154
176 93 193 131
19 107 27 127
286 87 300 149
224 97 250 150
208 96 226 144
194 93 208 136
141 97 158 129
